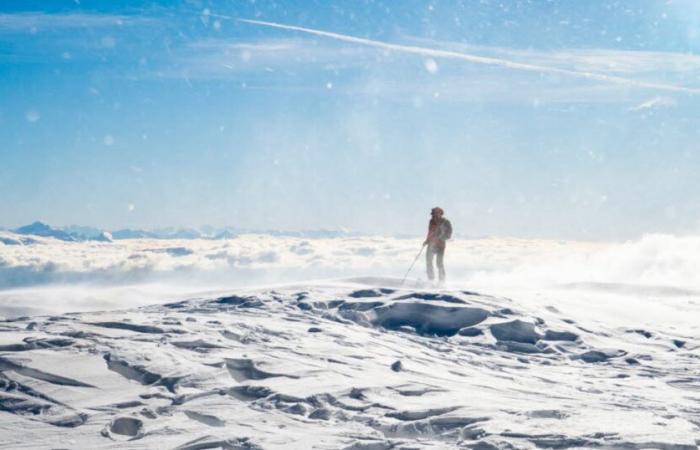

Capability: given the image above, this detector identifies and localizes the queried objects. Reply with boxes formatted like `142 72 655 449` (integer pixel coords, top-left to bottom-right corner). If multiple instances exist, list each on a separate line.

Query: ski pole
401 243 426 285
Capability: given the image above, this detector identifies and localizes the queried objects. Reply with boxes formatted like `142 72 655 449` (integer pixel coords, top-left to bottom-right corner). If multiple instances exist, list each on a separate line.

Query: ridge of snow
0 280 696 448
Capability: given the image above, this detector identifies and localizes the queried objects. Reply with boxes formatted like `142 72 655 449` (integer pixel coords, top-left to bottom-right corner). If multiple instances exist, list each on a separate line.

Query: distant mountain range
12 222 114 242
2 221 361 242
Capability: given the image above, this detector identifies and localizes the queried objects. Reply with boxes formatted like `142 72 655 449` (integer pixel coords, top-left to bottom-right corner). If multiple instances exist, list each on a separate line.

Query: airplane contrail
239 18 700 95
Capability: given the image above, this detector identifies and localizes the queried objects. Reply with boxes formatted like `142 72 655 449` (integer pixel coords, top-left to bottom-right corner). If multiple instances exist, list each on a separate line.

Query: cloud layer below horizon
2 231 700 290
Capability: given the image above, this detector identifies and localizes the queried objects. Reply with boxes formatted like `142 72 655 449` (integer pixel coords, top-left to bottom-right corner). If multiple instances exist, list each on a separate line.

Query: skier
423 207 452 284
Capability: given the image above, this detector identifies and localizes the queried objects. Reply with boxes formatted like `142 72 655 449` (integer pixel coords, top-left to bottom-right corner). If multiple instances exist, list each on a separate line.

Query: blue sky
2 0 700 239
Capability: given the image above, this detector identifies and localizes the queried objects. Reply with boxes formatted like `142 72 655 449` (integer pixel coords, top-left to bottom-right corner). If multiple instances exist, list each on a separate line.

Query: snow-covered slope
0 278 697 449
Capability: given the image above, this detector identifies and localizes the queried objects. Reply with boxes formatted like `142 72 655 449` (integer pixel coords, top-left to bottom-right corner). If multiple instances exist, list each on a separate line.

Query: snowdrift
0 279 697 448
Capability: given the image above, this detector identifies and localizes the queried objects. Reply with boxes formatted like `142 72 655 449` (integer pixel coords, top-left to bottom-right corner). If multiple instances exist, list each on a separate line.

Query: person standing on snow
423 207 452 283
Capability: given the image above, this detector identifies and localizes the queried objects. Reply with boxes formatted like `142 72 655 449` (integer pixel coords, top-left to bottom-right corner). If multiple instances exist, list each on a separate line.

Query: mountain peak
13 222 75 241
14 221 52 233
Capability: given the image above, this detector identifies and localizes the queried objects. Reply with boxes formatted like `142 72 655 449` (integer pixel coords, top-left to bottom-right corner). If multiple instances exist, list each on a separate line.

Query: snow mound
371 302 489 336
0 284 697 448
489 319 542 344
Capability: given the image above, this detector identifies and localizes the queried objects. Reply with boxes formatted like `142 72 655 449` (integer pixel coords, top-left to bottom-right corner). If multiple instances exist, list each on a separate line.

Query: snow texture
0 277 698 449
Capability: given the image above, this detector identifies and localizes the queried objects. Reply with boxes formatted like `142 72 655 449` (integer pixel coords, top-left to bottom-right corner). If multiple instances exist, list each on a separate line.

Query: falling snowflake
25 110 40 122
424 58 439 74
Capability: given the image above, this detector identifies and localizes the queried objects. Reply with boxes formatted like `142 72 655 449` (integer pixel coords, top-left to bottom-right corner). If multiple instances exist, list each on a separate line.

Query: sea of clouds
1 231 699 316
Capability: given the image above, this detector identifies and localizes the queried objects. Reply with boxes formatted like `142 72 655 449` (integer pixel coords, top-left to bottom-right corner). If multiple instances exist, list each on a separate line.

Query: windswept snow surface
0 278 698 449
1 233 700 447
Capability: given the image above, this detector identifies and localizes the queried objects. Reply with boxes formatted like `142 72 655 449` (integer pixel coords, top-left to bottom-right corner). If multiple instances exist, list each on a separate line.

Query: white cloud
161 23 700 105
2 232 700 293
344 73 647 105
629 96 678 112
163 38 382 80
407 37 700 76
239 19 700 95
0 12 155 32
